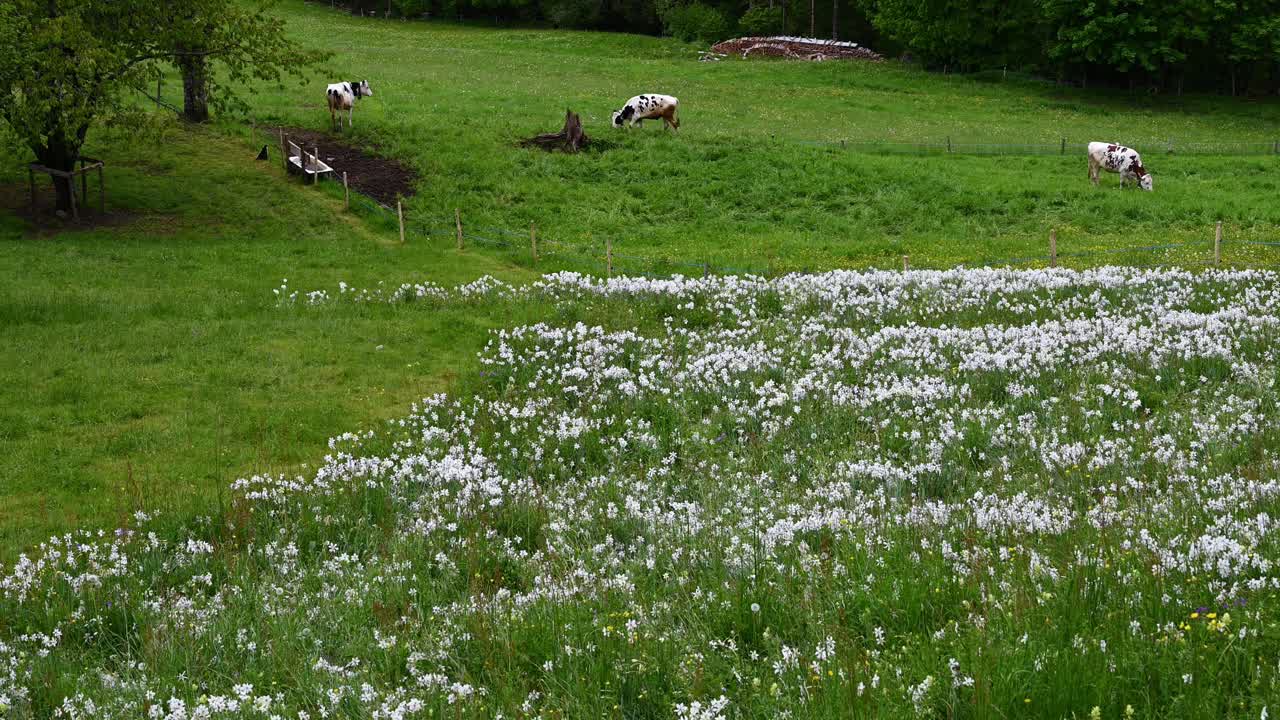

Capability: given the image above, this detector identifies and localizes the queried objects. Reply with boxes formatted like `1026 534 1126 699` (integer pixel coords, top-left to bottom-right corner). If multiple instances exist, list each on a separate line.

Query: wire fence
251 117 1280 278
323 173 1280 277
799 138 1280 157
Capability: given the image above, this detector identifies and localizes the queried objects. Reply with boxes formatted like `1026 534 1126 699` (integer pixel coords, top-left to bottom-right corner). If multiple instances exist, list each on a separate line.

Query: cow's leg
1088 158 1100 186
348 106 354 129
662 107 678 132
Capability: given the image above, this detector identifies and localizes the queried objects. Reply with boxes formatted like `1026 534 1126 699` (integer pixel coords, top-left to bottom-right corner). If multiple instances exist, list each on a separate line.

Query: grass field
3 6 1280 715
1 0 1277 554
241 2 1280 271
0 123 539 557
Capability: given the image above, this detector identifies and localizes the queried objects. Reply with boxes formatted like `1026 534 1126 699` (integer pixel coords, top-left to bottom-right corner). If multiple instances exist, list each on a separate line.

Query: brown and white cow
1088 142 1153 191
611 94 680 131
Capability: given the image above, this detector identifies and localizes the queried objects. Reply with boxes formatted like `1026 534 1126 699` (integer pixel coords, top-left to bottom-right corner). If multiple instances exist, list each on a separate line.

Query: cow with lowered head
1088 142 1153 191
611 94 680 131
327 80 373 131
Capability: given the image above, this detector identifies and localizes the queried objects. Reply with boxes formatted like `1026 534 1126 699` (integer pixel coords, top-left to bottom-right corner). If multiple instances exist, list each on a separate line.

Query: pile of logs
711 36 883 62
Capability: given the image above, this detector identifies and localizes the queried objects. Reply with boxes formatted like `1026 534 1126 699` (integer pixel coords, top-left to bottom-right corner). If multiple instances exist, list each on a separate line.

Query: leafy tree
739 4 782 34
658 0 732 42
0 0 323 215
0 0 166 213
165 1 326 123
860 0 1043 69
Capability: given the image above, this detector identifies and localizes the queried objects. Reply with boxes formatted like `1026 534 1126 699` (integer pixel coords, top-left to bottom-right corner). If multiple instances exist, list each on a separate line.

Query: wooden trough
284 136 333 184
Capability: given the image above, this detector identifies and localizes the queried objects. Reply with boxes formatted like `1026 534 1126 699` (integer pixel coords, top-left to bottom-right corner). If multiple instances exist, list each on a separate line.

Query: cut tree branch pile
711 36 883 62
521 110 589 153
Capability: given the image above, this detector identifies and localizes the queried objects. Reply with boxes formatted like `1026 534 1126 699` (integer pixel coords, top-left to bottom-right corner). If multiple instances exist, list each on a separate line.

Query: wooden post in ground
68 171 78 222
97 165 104 214
397 201 405 244
279 131 287 171
1049 228 1058 268
28 167 36 218
455 208 463 250
903 254 910 271
606 237 613 277
703 263 710 278
79 160 88 208
1061 138 1066 155
343 172 350 210
1215 221 1223 266
946 137 952 153
311 147 319 185
530 222 538 262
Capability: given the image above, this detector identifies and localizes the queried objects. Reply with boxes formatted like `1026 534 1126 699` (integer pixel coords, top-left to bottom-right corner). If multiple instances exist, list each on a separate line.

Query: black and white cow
611 94 680 131
327 80 373 131
1087 142 1153 191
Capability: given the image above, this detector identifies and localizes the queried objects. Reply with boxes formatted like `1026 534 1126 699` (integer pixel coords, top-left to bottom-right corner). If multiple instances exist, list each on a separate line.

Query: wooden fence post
530 222 538 262
946 137 952 153
28 167 36 218
397 201 405 244
280 131 287 172
1049 228 1058 267
343 172 350 210
455 208 463 250
311 147 319 185
903 254 910 271
97 165 104 215
79 159 87 208
1061 138 1066 155
703 263 710 278
606 237 613 277
68 170 78 222
1214 221 1222 266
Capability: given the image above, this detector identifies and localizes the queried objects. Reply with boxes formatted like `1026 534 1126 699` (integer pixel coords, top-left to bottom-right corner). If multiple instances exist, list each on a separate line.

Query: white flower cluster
6 266 1280 717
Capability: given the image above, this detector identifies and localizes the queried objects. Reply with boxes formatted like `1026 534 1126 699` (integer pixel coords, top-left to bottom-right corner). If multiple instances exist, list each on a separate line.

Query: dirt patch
267 127 418 207
0 181 145 235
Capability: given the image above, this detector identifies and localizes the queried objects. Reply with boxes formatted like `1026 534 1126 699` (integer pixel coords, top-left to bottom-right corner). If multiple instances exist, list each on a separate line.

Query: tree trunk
178 50 210 123
36 128 81 215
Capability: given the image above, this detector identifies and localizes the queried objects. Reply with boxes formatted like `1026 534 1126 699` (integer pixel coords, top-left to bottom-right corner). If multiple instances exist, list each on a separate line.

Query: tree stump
521 110 589 153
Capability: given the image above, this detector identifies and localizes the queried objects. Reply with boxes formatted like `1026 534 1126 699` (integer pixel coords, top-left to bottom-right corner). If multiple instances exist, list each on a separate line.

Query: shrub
660 2 731 44
737 5 781 36
542 0 602 28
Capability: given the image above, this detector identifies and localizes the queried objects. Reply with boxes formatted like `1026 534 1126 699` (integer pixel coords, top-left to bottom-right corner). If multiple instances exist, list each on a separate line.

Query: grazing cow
1088 142 1153 191
326 80 373 131
611 94 680 131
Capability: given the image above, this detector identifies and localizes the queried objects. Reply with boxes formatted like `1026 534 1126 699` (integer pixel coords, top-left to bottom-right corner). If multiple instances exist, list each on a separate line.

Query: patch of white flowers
7 267 1280 717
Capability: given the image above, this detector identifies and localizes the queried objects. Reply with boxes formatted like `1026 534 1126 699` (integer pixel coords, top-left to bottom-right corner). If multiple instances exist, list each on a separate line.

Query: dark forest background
346 0 1280 95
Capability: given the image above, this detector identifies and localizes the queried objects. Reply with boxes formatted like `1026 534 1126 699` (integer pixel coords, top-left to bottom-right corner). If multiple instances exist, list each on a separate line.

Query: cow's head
612 104 635 127
1136 167 1153 191
354 80 373 98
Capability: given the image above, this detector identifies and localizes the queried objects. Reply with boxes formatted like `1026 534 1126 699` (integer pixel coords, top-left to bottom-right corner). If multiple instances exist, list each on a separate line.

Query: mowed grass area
246 1 1280 270
0 123 540 559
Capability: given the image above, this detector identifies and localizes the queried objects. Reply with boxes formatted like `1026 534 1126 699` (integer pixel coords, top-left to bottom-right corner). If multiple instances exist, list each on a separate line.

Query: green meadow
1 0 1278 557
